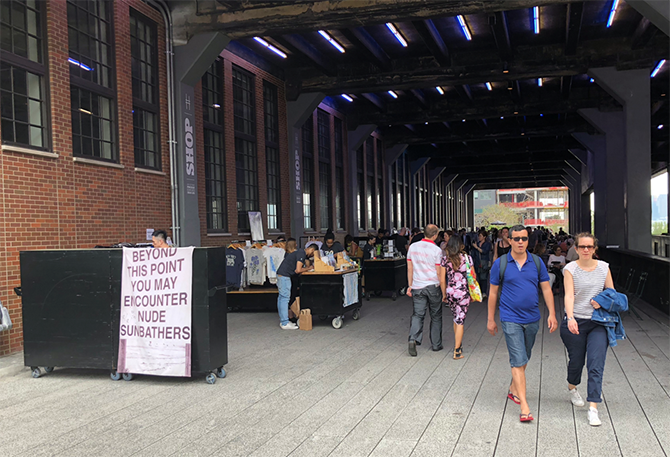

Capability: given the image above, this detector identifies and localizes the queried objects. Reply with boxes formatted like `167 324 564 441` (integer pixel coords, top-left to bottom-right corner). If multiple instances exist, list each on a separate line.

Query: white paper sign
118 247 194 377
146 229 154 241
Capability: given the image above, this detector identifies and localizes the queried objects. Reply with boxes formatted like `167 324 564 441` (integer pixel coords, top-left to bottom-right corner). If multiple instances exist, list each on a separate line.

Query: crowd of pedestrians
405 223 626 427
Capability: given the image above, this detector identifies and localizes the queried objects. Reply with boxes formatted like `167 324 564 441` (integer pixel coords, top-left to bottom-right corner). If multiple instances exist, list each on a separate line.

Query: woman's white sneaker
569 388 585 406
280 322 299 330
588 407 602 426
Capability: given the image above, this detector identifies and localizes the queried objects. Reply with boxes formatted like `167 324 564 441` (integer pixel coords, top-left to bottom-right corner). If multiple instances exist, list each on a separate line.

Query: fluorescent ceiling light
424 122 428 125
212 104 221 108
436 86 444 95
607 0 620 28
590 78 595 83
456 16 472 41
387 90 398 99
253 37 287 58
485 82 493 91
533 7 540 34
537 78 543 87
462 119 466 122
79 108 92 115
318 30 345 53
386 23 407 47
341 94 353 102
657 124 664 129
68 58 92 71
651 59 666 78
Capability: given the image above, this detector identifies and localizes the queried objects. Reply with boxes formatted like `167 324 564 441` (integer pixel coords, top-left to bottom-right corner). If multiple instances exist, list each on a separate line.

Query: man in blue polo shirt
487 224 558 423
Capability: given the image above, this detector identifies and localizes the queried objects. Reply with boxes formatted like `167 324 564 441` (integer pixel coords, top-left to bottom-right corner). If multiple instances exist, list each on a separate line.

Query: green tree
475 204 523 228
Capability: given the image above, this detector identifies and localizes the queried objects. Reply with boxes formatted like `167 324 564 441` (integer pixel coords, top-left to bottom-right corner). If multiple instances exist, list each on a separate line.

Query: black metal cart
363 258 408 300
19 247 228 384
299 269 362 329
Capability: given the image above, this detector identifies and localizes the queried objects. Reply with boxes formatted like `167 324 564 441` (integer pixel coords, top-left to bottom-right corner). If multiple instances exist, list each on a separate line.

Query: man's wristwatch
567 317 575 321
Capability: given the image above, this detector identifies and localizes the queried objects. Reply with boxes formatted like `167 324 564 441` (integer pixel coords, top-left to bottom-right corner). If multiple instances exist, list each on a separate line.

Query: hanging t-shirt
247 248 266 286
264 247 286 285
225 247 245 288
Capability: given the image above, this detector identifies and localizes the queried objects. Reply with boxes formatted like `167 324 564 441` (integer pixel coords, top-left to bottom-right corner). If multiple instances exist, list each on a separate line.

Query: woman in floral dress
441 236 472 359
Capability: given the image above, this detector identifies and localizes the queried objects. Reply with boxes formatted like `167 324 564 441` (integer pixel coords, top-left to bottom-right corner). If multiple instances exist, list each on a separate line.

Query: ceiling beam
410 89 429 109
411 19 451 66
560 75 573 99
274 35 337 76
171 0 583 43
489 11 513 61
361 93 387 111
473 179 564 189
297 37 667 94
631 17 658 49
340 27 392 72
565 2 584 56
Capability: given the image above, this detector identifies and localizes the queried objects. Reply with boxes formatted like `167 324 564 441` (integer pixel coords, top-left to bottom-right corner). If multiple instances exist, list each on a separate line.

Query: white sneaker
280 322 299 330
569 388 585 406
588 407 602 426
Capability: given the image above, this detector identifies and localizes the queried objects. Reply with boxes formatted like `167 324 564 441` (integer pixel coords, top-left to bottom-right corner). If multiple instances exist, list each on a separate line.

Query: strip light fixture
485 82 493 91
318 30 345 53
537 78 543 87
590 78 595 83
651 59 666 77
386 23 408 47
436 86 444 95
341 94 354 102
253 37 287 58
657 124 664 129
456 15 472 41
533 7 540 34
387 90 398 99
68 58 92 71
607 0 620 28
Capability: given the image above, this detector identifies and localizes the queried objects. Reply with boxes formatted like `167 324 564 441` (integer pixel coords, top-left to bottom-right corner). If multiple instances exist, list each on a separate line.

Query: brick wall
0 0 172 355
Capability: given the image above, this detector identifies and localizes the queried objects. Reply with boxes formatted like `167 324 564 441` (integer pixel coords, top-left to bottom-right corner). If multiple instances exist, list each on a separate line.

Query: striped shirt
407 239 442 289
564 260 609 319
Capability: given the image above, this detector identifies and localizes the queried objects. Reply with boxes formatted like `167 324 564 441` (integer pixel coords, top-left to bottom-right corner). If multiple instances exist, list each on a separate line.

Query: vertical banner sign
118 247 195 377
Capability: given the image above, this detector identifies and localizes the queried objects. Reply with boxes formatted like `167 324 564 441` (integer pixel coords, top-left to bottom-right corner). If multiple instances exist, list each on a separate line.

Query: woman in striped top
560 232 615 427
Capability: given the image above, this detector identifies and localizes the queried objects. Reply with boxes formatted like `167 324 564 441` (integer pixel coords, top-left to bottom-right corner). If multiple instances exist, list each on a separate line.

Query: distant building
474 187 569 227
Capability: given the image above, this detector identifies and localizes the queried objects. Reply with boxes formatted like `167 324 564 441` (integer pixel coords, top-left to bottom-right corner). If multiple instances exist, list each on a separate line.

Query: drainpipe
146 0 181 246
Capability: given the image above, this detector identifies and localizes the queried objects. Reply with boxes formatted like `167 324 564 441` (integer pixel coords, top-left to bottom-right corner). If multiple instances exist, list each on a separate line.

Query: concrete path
0 294 668 457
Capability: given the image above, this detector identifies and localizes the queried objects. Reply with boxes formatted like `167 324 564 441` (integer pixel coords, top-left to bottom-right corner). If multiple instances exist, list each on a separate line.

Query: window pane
263 82 281 231
0 62 45 148
67 0 112 88
71 86 115 160
130 11 157 106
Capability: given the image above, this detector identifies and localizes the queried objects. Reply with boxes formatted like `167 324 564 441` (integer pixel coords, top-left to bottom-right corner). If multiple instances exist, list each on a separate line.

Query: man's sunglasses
511 236 528 242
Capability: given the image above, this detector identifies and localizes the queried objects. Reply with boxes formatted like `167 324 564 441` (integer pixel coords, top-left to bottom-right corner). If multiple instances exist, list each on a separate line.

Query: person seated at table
344 234 359 257
362 235 377 260
276 239 317 330
322 232 344 257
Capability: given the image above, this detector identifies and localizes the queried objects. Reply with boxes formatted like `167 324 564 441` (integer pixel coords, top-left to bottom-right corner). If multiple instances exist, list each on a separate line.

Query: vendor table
19 247 228 384
363 258 408 301
300 269 362 329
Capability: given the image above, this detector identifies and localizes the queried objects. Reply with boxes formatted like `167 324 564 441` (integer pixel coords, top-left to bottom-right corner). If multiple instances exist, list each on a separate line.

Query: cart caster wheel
122 373 134 381
399 286 407 296
319 315 328 321
352 309 361 320
110 371 122 381
374 290 383 297
216 367 226 379
44 366 54 373
31 367 41 378
392 293 397 301
332 317 343 329
365 292 371 301
206 373 217 384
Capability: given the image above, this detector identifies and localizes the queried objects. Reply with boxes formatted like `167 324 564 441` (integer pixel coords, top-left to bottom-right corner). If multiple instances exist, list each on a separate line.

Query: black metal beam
565 2 584 56
560 75 573 100
489 11 513 61
410 89 429 109
297 37 667 94
341 28 392 72
411 19 451 67
361 93 387 111
275 35 337 76
631 17 657 49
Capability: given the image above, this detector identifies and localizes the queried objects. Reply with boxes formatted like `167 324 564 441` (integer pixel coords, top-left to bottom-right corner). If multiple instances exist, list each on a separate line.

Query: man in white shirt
406 224 447 356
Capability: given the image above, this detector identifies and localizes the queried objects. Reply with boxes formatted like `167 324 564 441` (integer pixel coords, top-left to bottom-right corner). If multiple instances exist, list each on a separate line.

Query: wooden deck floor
0 293 668 457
